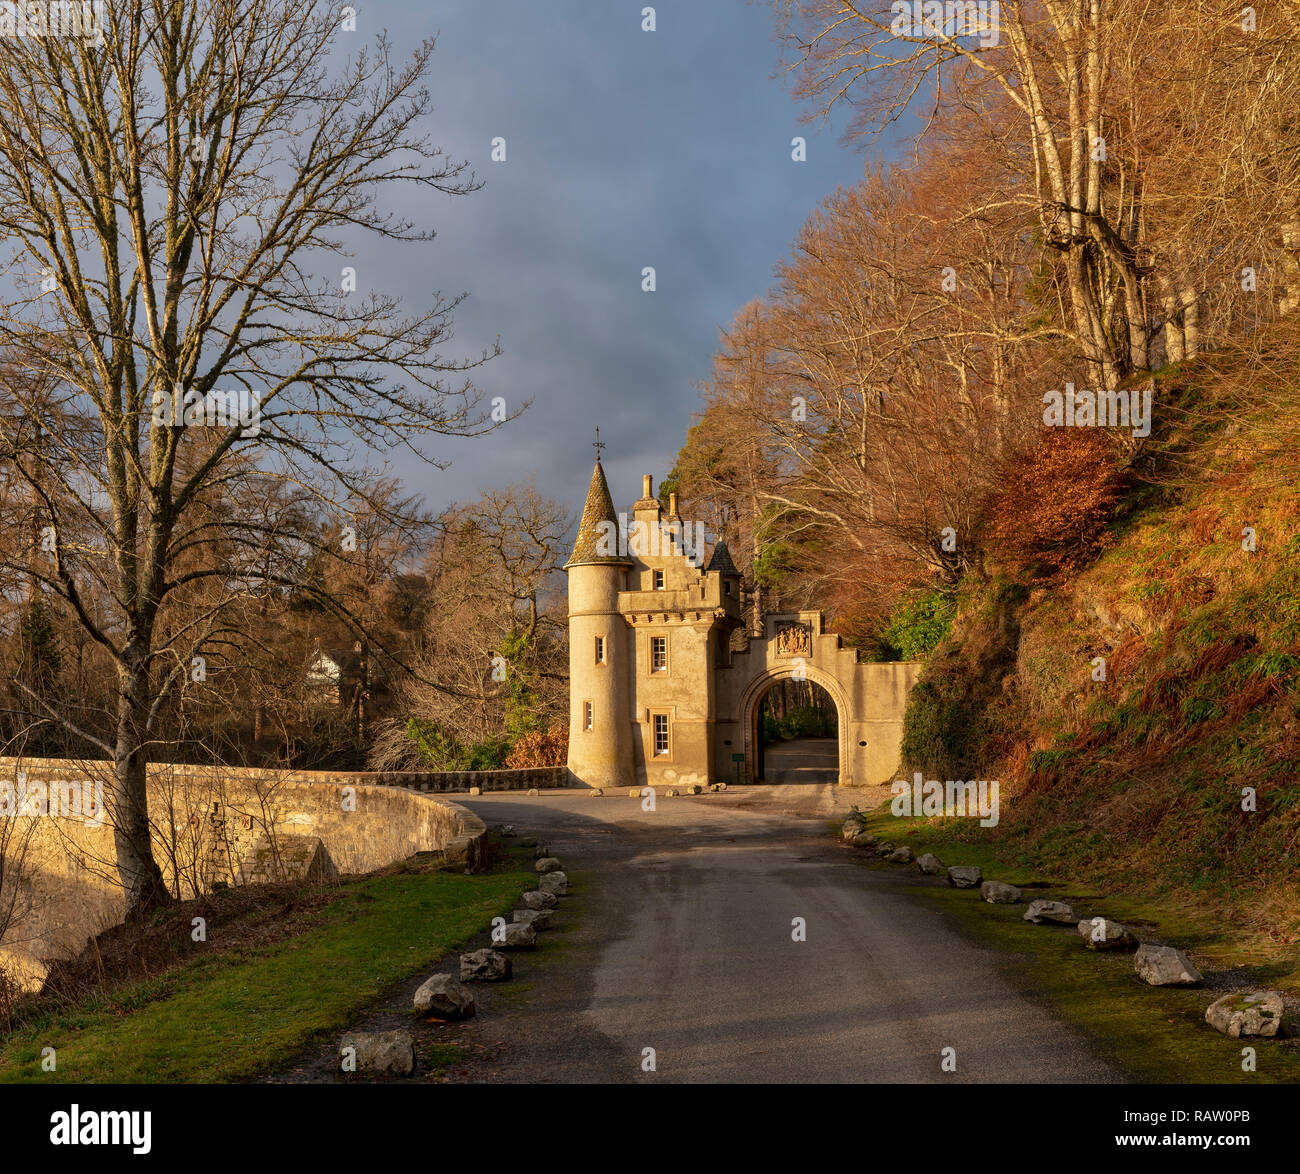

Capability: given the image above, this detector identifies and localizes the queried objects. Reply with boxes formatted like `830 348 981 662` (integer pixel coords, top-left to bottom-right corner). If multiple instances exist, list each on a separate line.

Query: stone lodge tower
564 460 920 792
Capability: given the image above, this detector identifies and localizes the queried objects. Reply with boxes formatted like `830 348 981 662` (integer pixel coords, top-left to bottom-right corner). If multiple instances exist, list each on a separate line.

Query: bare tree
372 483 570 768
672 149 1055 640
785 2 1300 373
0 782 37 1011
0 2 503 917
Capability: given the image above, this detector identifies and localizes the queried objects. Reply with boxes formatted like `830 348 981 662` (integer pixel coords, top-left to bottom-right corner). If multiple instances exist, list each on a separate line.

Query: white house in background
305 642 361 705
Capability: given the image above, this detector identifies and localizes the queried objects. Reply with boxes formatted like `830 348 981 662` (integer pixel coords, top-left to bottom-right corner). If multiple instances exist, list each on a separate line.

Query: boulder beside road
339 1030 414 1076
1023 899 1077 925
1134 944 1203 986
1205 991 1284 1038
460 949 512 983
1077 917 1137 951
981 881 1022 904
413 973 476 1019
539 871 568 896
916 853 944 876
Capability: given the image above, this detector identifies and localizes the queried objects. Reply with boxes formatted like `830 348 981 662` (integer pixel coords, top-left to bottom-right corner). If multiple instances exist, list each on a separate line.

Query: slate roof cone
565 460 631 568
705 539 741 577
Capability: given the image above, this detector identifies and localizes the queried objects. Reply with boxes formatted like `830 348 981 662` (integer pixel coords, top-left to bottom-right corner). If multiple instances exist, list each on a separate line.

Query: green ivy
404 720 509 771
880 590 957 661
762 704 836 741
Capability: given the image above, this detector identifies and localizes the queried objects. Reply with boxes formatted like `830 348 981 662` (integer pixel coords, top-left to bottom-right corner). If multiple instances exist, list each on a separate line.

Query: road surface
439 787 1120 1084
761 736 839 783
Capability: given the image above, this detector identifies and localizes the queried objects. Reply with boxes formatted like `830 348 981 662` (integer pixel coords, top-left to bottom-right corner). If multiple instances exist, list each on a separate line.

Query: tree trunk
355 642 369 749
1122 268 1149 374
1162 292 1185 363
1180 287 1200 358
1064 244 1119 388
113 644 170 919
1279 218 1300 317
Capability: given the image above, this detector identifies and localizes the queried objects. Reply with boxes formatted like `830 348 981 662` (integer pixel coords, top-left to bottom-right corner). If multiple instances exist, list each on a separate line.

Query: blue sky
366 0 873 521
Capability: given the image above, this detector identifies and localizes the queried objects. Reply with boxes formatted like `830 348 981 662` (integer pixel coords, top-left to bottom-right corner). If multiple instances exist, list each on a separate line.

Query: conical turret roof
565 460 631 568
705 539 741 576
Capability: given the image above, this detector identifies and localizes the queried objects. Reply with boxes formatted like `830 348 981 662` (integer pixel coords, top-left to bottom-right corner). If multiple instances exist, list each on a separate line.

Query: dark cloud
366 0 867 522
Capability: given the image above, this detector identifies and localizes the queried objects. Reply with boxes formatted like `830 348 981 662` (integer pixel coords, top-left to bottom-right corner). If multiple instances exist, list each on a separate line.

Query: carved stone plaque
774 622 810 657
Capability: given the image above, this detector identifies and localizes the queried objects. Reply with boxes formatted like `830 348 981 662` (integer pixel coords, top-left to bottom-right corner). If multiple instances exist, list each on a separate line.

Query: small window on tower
650 636 667 673
583 700 593 731
724 580 733 596
653 569 665 590
595 635 605 664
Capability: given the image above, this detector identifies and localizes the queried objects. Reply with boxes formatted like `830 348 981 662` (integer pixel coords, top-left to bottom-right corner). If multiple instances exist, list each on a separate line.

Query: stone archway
737 664 853 785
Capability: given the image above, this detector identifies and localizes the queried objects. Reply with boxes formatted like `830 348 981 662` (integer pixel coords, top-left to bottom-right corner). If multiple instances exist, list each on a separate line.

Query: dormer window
653 569 665 590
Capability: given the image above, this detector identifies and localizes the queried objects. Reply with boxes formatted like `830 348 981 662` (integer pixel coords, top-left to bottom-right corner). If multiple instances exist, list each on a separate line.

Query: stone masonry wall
0 757 509 965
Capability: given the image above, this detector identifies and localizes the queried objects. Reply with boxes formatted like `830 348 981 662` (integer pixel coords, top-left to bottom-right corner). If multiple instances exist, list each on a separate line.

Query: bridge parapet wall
0 757 492 965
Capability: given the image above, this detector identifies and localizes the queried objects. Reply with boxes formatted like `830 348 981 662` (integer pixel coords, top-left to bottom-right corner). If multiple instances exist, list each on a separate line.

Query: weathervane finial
593 426 605 461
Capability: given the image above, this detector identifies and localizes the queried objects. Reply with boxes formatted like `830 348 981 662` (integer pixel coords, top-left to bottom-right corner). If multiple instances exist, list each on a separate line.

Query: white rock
521 889 558 911
1134 944 1203 986
513 908 553 930
946 865 982 889
460 949 512 983
1205 991 1284 1038
535 857 563 874
339 1030 414 1076
538 871 568 896
916 853 944 876
413 973 476 1019
886 846 914 863
1023 899 1077 925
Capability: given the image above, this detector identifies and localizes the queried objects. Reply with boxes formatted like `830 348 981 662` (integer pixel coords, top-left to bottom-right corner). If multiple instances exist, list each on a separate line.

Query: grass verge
844 809 1300 1084
0 862 532 1084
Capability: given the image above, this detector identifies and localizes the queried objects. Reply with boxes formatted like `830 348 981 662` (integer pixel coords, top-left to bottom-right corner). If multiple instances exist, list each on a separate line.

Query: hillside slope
897 328 1300 943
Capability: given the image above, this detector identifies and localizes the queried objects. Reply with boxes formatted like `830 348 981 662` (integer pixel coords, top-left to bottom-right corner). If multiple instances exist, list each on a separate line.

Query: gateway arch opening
753 678 840 784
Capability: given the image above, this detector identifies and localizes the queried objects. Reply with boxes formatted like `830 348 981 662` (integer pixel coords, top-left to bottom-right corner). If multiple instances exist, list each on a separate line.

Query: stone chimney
633 471 660 526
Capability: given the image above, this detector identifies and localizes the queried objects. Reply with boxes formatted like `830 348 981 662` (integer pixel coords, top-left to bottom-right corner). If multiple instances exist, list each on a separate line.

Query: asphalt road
761 736 839 783
443 787 1121 1084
